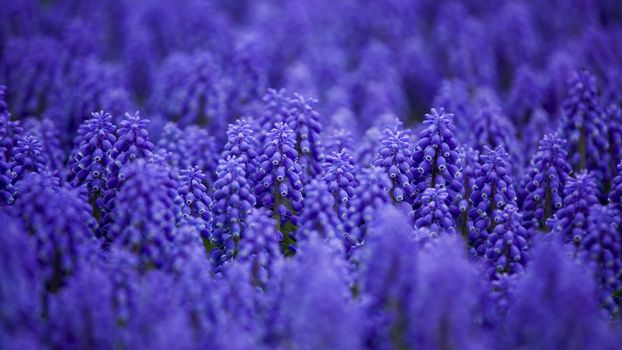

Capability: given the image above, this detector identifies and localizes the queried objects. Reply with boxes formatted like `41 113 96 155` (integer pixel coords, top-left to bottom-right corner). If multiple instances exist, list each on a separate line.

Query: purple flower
298 179 343 245
484 205 530 279
212 156 256 258
321 149 358 220
345 166 392 252
254 122 304 254
432 79 472 143
553 170 599 250
237 208 282 289
414 187 456 235
605 104 622 177
412 107 463 212
472 99 521 171
506 65 545 127
560 70 609 182
457 146 480 238
522 133 571 230
373 118 415 204
609 160 622 218
68 111 117 217
257 88 291 144
468 146 518 256
580 205 622 314
109 161 179 270
23 117 64 175
178 166 212 239
222 118 260 185
287 93 324 179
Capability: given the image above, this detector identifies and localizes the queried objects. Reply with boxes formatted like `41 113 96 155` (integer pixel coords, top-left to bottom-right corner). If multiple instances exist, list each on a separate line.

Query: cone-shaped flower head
321 149 357 220
472 101 521 168
178 166 212 238
222 118 260 185
414 187 456 235
9 134 47 184
257 88 291 144
212 156 256 257
254 122 304 254
412 107 463 212
469 146 518 255
609 160 622 219
373 118 415 203
581 205 622 314
237 208 282 288
522 133 572 230
457 146 480 238
110 161 179 270
23 117 64 174
298 179 343 244
553 170 599 250
560 70 609 181
286 93 323 179
484 205 530 279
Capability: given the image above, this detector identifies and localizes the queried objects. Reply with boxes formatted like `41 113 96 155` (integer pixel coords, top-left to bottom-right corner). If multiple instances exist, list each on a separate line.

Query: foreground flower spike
457 147 480 238
277 238 362 349
178 166 212 239
322 149 357 220
221 118 259 185
0 214 41 342
469 146 518 255
110 161 179 270
68 111 117 218
553 170 599 251
359 205 417 348
211 157 256 257
373 119 415 204
237 208 282 288
414 187 456 235
287 93 323 179
504 240 613 349
255 122 303 254
345 166 392 252
580 205 622 314
12 173 95 291
412 107 463 211
411 236 486 349
298 179 343 244
522 133 572 230
484 205 530 279
560 70 609 181
9 134 48 187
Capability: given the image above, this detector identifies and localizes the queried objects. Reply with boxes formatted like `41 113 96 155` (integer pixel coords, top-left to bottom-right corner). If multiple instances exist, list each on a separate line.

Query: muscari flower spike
237 208 282 289
413 187 456 236
560 70 609 181
457 146 480 238
156 122 219 178
373 118 415 204
9 134 48 190
432 79 471 143
109 160 179 271
412 107 463 212
257 88 291 143
553 170 599 251
287 93 324 179
484 205 530 280
580 205 622 314
297 179 344 245
321 149 357 221
221 118 260 185
468 146 518 256
606 104 622 177
211 156 256 259
609 160 622 219
68 111 117 218
472 100 521 169
522 133 572 230
254 122 304 255
178 166 212 239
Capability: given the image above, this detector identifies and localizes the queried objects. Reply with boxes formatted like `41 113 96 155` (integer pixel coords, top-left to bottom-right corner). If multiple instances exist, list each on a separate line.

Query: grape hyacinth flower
609 160 622 220
605 104 622 179
178 166 212 239
484 205 530 280
580 205 622 314
157 123 219 178
345 166 392 253
469 146 518 256
560 70 609 182
287 93 323 179
432 79 471 143
472 101 521 170
211 156 256 259
413 187 456 236
0 86 24 160
297 179 343 244
373 119 415 204
8 134 48 201
68 111 117 220
254 122 304 255
412 107 463 212
220 118 259 190
237 208 282 289
0 146 12 205
257 88 291 144
522 133 572 230
321 149 357 220
109 161 179 270
553 170 599 252
23 117 65 175
457 146 480 238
